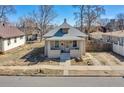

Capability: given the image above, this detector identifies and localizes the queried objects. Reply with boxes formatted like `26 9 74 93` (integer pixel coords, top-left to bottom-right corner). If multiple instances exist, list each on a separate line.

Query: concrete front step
60 53 70 62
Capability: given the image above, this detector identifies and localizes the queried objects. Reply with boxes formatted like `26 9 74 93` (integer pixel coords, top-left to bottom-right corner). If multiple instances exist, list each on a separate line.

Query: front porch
44 39 85 58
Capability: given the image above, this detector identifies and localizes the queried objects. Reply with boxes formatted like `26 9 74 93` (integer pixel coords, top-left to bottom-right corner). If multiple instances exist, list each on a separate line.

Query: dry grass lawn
69 70 124 76
0 41 59 66
0 68 63 76
90 52 124 66
71 55 94 66
71 52 124 66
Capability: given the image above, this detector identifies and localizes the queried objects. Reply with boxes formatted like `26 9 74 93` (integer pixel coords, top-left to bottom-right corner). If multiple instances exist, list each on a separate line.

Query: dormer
61 18 69 34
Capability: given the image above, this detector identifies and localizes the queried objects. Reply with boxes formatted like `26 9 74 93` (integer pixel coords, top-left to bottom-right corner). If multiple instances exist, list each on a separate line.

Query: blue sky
8 5 124 26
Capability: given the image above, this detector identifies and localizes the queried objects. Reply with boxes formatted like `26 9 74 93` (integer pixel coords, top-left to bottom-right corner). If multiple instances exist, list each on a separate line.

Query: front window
55 41 59 48
73 41 77 47
14 38 17 43
20 36 23 39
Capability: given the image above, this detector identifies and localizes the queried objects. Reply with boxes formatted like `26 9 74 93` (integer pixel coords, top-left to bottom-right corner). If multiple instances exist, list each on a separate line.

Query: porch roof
46 36 84 41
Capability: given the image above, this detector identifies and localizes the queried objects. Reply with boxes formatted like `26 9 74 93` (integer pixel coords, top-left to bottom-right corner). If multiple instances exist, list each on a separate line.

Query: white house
43 19 87 60
0 23 26 52
102 31 124 56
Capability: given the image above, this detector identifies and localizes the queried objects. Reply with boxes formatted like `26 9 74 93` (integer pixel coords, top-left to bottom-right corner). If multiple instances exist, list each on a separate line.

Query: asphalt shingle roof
0 23 25 38
43 19 87 38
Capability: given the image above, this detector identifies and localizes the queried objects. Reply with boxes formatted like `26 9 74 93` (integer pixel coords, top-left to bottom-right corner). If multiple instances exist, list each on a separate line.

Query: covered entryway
60 41 70 53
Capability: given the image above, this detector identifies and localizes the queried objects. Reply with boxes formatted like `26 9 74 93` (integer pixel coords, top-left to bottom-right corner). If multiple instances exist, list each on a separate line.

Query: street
0 76 124 87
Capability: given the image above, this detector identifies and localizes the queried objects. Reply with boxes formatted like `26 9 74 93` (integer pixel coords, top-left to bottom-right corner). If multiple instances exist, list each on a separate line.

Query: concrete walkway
63 60 71 75
60 53 71 75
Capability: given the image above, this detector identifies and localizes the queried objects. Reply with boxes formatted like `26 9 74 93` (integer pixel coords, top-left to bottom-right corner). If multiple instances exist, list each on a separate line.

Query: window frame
20 36 23 39
55 41 59 48
14 37 17 43
72 40 77 48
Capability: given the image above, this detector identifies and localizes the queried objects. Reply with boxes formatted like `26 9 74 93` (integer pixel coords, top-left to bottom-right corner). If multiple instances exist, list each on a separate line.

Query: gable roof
43 19 87 38
0 23 25 38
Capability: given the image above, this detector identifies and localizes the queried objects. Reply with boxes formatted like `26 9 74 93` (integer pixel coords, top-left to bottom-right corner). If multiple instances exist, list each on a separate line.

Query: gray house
43 19 87 59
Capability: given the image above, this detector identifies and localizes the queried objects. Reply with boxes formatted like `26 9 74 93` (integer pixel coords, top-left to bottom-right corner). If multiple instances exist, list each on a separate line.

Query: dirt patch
71 55 94 66
90 52 124 66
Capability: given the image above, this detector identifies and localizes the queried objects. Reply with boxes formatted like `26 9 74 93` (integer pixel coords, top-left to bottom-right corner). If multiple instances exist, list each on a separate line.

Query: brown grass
0 68 63 76
90 52 124 66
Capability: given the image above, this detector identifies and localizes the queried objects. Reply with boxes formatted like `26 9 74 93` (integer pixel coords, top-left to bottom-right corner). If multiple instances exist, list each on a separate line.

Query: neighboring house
19 26 40 41
90 31 104 40
0 23 26 52
18 19 40 41
24 29 39 41
102 30 124 56
43 19 87 59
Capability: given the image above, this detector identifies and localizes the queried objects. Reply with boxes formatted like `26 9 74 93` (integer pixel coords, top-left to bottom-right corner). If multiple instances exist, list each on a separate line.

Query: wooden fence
86 39 112 52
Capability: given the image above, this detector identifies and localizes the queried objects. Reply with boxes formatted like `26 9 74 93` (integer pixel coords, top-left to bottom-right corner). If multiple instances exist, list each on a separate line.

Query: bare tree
74 5 105 35
17 15 37 41
31 5 57 41
84 6 105 35
0 5 16 23
99 18 110 27
73 5 85 32
116 13 124 31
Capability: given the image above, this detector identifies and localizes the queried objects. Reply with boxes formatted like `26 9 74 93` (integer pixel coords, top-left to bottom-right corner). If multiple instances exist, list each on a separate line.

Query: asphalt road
0 76 124 87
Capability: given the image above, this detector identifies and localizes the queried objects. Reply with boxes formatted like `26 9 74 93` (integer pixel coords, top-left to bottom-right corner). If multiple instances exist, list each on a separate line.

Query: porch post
44 40 47 56
80 39 85 56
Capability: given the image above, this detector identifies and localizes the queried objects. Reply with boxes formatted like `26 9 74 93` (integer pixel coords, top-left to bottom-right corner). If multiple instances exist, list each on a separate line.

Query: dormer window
62 28 69 34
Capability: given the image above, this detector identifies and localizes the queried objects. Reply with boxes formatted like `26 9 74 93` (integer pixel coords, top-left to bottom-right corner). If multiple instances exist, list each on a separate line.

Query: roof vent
64 18 67 23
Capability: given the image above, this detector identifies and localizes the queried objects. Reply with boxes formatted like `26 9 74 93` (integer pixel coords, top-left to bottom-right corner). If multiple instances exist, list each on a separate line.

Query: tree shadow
20 46 60 65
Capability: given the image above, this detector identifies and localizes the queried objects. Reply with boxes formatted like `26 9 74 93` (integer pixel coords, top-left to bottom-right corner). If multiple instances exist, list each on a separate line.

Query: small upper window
8 38 11 46
20 36 23 39
63 28 68 34
14 38 17 43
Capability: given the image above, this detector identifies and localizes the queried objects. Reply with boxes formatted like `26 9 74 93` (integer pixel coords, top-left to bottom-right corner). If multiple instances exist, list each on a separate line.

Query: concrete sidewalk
1 65 124 71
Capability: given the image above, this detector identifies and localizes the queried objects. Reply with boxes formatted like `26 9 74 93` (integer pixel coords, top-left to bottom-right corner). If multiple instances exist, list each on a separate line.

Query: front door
60 41 70 53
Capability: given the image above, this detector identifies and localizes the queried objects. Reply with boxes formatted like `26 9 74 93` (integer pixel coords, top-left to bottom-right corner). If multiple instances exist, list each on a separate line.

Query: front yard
71 52 124 66
0 41 124 67
0 41 124 76
0 41 59 66
90 52 124 66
